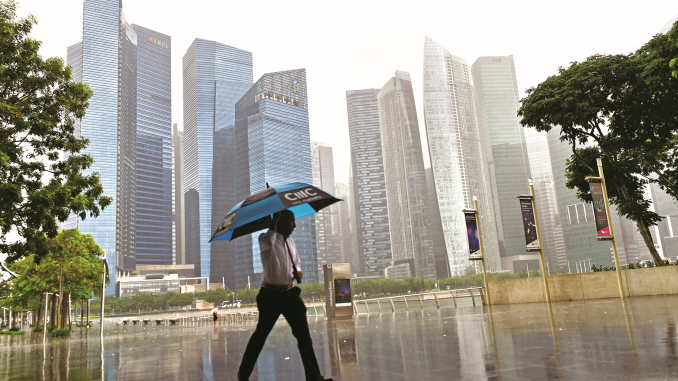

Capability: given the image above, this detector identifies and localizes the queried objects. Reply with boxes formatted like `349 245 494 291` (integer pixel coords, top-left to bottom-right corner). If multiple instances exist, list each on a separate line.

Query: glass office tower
378 71 436 280
311 142 341 275
524 128 566 268
173 124 185 265
422 37 500 275
232 69 317 288
345 89 392 277
71 0 127 293
132 25 173 265
472 56 532 271
182 39 253 278
211 79 252 289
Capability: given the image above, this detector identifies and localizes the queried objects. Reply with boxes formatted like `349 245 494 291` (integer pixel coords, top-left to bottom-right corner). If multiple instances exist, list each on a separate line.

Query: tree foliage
0 0 111 264
670 21 678 78
518 30 678 265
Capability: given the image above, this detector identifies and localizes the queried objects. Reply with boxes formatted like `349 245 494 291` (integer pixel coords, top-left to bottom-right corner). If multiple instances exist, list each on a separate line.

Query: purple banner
519 198 539 251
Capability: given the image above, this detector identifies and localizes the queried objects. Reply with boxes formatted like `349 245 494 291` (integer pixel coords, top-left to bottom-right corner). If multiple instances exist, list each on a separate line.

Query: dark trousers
238 287 322 380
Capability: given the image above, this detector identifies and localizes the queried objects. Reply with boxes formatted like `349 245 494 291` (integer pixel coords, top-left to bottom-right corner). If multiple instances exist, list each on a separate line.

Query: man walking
237 210 332 381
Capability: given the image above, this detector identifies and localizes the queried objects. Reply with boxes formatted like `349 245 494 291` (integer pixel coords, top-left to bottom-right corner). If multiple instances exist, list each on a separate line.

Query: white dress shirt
259 229 301 286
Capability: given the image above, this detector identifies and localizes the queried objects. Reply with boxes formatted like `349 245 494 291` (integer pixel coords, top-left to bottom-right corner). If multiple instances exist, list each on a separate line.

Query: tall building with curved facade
378 71 436 280
422 37 500 275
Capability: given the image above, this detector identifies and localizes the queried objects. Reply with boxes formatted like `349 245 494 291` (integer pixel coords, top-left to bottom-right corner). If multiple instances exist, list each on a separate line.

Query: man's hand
297 271 303 281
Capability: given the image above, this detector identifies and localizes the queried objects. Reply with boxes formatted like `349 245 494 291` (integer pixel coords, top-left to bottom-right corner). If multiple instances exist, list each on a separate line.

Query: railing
307 287 485 317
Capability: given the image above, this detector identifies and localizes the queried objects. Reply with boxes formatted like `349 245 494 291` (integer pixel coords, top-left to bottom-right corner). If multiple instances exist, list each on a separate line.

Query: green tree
670 21 678 78
0 1 111 264
205 288 231 305
5 229 104 328
518 31 678 265
168 293 193 307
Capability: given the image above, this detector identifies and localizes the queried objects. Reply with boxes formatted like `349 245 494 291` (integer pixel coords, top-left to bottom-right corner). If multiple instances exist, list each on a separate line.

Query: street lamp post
100 257 108 339
463 195 491 306
43 292 58 344
586 158 625 300
518 179 552 303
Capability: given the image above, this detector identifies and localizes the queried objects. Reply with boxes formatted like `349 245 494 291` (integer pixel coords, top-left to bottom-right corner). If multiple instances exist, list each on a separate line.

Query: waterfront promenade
2 295 678 380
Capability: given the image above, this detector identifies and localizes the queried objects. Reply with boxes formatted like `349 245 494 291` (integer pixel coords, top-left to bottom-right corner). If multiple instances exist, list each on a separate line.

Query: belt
261 283 294 292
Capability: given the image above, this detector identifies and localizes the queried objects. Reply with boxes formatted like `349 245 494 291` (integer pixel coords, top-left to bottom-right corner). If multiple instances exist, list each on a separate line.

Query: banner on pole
588 180 611 239
464 212 482 260
519 197 540 251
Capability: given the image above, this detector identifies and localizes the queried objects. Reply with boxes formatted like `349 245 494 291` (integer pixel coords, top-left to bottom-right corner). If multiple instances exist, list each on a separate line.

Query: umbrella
210 182 342 242
210 308 218 314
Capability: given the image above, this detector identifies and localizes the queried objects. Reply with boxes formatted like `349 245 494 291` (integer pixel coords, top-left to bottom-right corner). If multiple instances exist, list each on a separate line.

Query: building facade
524 128 567 269
231 69 317 288
378 71 436 280
211 79 253 289
132 25 173 265
67 1 175 293
182 39 253 278
173 124 185 265
422 37 500 276
472 56 533 272
311 142 341 274
547 127 613 270
425 168 450 279
69 0 128 293
335 182 356 269
345 89 392 277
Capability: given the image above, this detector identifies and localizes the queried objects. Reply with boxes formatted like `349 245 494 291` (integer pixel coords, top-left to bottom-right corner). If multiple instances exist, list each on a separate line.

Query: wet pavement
3 295 678 380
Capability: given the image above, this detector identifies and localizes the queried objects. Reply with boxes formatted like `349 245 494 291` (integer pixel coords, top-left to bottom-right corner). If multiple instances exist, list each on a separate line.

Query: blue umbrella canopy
210 182 342 242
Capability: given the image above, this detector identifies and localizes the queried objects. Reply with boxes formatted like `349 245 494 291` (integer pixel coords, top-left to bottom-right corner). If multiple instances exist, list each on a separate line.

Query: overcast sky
18 0 677 185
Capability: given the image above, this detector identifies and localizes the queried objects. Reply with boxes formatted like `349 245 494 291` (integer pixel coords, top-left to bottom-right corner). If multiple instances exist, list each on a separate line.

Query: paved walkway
2 295 678 380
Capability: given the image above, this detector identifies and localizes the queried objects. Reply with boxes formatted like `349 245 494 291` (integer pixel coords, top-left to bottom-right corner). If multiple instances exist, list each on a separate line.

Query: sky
18 0 678 186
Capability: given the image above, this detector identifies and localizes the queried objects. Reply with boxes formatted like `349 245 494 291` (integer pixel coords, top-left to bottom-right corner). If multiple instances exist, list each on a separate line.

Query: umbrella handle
284 239 302 284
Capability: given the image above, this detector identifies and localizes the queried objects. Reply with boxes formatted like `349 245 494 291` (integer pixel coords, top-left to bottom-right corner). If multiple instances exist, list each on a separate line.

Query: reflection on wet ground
3 295 678 380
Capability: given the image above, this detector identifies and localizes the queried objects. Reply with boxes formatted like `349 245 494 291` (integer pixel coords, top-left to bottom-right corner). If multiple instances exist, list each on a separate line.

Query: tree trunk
616 183 664 266
86 299 90 325
81 299 84 326
56 264 64 329
636 219 664 265
36 296 43 330
60 294 69 330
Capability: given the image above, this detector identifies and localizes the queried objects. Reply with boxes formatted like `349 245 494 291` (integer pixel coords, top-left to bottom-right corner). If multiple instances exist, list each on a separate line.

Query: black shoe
237 372 248 381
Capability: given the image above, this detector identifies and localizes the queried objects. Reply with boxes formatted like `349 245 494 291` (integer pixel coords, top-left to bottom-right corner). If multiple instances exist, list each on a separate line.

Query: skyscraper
132 25 173 265
67 1 175 293
378 71 436 280
231 69 317 288
472 56 532 271
182 39 253 278
311 142 341 274
68 0 131 293
345 89 392 277
422 37 500 275
335 182 355 267
173 124 185 265
211 79 253 288
425 168 450 279
524 128 566 268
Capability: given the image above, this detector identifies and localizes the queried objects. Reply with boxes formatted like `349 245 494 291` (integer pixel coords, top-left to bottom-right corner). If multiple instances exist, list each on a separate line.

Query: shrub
28 323 36 328
0 324 6 329
9 327 20 331
50 328 70 337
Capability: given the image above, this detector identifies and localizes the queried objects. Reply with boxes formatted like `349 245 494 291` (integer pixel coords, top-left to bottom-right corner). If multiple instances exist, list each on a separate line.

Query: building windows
567 203 592 224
